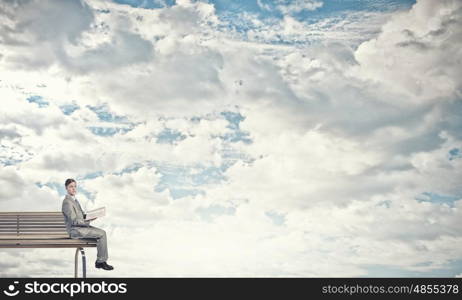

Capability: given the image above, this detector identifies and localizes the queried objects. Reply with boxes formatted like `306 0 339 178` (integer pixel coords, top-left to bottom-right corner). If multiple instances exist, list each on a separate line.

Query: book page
85 206 106 220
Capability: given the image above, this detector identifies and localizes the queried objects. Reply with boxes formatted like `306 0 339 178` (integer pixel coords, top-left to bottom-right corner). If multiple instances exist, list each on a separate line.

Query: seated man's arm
62 201 88 226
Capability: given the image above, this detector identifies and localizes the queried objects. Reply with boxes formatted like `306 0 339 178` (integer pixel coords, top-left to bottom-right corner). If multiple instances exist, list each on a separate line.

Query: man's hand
84 213 97 222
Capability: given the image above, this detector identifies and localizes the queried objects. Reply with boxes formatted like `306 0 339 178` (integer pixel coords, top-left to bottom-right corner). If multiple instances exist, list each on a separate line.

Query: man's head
65 178 77 196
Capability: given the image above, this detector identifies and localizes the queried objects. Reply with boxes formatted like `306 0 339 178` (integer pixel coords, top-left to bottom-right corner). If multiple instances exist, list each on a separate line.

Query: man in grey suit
62 178 114 271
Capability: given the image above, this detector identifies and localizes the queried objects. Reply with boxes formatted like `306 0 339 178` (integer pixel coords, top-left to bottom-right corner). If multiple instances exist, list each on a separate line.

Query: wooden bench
0 212 97 278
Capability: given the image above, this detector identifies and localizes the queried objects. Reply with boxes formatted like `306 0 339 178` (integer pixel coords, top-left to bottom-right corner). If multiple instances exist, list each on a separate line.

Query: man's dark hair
65 178 76 188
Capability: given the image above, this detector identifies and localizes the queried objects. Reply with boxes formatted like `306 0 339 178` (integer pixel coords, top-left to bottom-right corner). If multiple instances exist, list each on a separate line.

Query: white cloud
353 0 462 103
0 0 94 70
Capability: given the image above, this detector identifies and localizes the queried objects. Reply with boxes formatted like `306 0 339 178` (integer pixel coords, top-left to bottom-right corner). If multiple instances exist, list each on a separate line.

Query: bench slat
0 239 95 243
0 216 64 218
0 233 68 236
0 232 68 234
0 217 65 219
0 234 68 237
0 233 69 237
0 239 97 248
0 223 64 228
0 232 67 234
0 220 66 226
0 214 64 217
0 244 97 248
0 229 66 230
0 219 65 221
0 222 66 228
0 212 63 215
0 234 70 239
0 223 66 228
0 230 67 233
0 218 64 220
0 215 64 217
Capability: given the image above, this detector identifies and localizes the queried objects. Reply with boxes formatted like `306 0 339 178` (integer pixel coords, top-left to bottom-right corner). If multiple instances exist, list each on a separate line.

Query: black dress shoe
95 261 114 270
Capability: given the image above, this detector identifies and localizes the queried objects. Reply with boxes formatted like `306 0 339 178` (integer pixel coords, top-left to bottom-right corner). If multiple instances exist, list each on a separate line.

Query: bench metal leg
74 247 87 278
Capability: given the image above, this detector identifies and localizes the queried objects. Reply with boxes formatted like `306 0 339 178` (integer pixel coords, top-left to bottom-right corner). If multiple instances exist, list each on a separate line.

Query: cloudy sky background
0 0 461 277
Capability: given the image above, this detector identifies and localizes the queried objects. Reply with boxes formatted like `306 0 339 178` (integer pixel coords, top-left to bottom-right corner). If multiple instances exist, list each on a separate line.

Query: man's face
66 182 77 196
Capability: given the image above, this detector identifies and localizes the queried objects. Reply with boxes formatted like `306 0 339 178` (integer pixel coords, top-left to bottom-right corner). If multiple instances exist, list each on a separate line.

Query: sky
0 0 461 277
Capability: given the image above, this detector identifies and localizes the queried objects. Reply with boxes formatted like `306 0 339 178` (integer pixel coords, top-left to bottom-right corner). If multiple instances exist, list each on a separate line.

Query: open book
85 207 106 220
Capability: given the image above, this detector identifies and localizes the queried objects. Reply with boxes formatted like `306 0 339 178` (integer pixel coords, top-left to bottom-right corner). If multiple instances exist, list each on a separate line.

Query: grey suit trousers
62 194 109 262
70 225 108 263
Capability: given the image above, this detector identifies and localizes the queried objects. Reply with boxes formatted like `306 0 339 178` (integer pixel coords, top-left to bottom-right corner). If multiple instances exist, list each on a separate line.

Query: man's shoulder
62 196 73 206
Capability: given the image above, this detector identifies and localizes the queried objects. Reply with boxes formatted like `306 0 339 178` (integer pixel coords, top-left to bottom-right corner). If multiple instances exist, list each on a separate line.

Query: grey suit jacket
61 194 90 235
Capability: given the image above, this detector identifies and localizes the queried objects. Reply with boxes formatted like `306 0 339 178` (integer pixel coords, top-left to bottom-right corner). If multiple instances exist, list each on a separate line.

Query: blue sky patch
35 181 66 196
85 103 140 136
363 258 462 277
112 0 174 9
59 103 80 115
152 160 232 199
196 204 236 222
87 126 135 136
109 0 417 50
87 103 130 123
219 111 252 144
111 0 416 23
78 171 104 180
218 131 252 144
221 111 244 130
26 96 49 108
169 188 205 199
112 162 145 176
1 158 23 166
415 192 461 208
265 210 286 226
448 148 461 161
156 128 187 144
154 162 226 193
